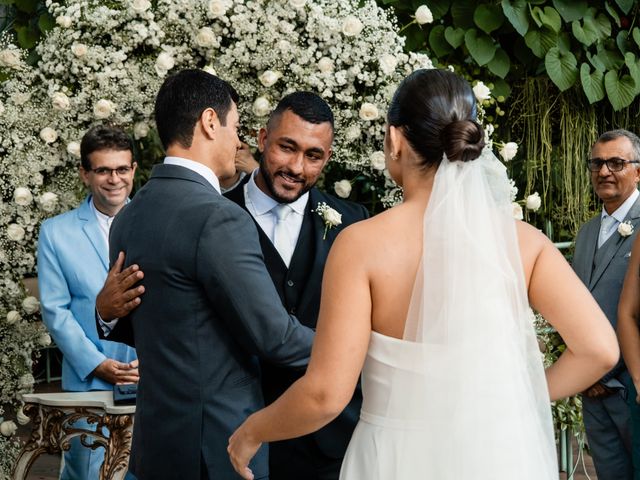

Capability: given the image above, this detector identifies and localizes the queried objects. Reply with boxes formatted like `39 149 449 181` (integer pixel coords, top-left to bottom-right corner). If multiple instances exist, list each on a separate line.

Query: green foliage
1 0 52 54
383 0 640 110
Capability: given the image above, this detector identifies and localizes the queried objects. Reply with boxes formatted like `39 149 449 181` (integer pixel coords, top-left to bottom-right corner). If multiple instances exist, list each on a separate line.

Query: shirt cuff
97 308 119 336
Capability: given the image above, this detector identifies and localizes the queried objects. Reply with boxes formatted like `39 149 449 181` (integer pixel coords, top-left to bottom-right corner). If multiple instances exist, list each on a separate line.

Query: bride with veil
228 69 619 479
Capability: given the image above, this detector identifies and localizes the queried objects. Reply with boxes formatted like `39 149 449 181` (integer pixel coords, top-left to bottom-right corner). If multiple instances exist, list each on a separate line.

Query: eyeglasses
587 157 640 172
89 166 133 177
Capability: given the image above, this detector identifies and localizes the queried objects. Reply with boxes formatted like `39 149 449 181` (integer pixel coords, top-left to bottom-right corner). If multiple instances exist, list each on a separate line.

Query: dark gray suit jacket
573 194 640 385
107 164 314 479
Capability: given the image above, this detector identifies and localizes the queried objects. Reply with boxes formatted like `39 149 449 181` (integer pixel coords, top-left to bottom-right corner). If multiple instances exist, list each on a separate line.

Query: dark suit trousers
269 434 342 480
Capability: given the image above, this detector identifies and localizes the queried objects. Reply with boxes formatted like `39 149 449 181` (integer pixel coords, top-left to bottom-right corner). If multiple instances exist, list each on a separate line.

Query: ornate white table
12 391 135 480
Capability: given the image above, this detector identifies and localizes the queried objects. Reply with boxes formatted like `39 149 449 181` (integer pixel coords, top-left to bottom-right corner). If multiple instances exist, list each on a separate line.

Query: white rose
22 296 40 314
66 141 81 158
39 192 59 213
473 81 491 102
334 180 352 198
499 142 518 162
618 221 634 237
345 125 361 141
323 208 342 226
0 100 5 116
202 65 217 75
379 54 398 75
94 99 114 119
0 421 17 437
38 333 52 347
370 151 386 171
19 373 34 389
342 16 364 37
6 311 20 325
55 15 72 28
71 43 88 57
196 27 217 48
16 407 30 426
258 70 280 88
155 51 175 76
252 97 271 117
14 187 33 206
0 49 21 68
51 91 70 111
208 0 228 17
415 5 434 25
512 202 523 220
40 127 58 144
7 223 25 241
131 0 151 13
525 192 541 212
317 57 334 73
134 122 150 139
359 102 379 121
289 0 306 8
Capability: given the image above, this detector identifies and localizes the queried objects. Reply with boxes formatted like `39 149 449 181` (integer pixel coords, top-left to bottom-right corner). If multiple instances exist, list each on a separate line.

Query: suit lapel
589 195 640 290
579 219 599 287
78 196 109 270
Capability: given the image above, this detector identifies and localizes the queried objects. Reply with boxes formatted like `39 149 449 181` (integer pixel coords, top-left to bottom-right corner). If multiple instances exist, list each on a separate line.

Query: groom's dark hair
267 91 334 137
155 69 239 150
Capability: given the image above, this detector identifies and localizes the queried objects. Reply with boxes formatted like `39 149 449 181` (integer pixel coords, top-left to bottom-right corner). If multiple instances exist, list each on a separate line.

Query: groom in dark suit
224 92 368 480
573 129 640 480
99 70 314 480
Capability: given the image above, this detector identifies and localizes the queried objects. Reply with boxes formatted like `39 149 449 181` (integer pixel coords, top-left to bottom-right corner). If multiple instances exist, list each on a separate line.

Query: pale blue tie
598 215 617 248
273 204 293 266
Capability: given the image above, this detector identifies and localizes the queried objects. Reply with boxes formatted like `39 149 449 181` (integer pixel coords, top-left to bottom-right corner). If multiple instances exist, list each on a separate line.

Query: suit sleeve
196 203 314 367
37 223 107 380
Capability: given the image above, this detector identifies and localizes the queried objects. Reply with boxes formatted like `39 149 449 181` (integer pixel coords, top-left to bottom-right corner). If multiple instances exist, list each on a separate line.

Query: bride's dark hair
387 69 485 166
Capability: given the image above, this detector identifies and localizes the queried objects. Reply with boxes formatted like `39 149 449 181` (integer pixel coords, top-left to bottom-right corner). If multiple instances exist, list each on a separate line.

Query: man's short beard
259 163 314 204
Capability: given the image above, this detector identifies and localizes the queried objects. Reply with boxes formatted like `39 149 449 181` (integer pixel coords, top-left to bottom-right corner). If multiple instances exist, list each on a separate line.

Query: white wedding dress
339 152 558 479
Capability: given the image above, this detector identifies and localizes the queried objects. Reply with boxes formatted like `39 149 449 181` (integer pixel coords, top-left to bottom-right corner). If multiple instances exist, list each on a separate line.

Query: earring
391 152 399 162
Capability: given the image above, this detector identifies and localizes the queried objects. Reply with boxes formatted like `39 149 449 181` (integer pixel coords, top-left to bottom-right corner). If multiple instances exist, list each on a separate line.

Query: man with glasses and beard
573 129 640 480
37 124 139 480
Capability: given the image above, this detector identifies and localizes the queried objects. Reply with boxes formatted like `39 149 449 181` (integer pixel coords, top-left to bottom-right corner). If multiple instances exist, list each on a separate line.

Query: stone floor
18 381 599 480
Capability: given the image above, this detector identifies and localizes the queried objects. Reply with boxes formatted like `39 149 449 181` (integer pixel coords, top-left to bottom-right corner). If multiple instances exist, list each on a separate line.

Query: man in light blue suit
37 124 139 479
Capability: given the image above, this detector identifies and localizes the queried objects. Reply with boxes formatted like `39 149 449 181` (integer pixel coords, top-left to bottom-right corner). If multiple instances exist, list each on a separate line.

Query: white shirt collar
164 156 221 194
602 189 639 222
245 170 308 216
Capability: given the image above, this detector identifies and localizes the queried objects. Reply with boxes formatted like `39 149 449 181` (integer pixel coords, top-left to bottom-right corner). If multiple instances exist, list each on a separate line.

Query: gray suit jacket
107 164 314 479
573 194 640 385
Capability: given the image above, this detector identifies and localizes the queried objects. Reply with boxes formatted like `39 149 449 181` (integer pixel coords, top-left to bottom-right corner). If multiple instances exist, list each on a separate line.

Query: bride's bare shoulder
333 205 409 251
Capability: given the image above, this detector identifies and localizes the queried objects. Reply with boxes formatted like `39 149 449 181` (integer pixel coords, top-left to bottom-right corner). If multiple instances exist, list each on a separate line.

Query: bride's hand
228 420 261 480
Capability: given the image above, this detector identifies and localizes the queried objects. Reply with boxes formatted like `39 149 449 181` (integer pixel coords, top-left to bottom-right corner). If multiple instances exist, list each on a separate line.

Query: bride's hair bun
441 120 485 163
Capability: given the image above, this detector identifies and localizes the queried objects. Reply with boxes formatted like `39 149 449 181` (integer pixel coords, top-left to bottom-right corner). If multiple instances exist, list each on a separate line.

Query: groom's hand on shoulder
96 251 145 320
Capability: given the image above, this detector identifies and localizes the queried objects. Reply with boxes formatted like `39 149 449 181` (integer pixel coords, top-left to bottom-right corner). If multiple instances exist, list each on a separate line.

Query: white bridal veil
396 150 558 478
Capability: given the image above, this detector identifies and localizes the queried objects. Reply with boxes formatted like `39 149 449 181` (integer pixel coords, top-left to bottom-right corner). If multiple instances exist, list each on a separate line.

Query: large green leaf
572 15 607 46
624 52 640 89
615 0 634 15
617 30 633 54
464 29 497 65
423 0 450 19
474 4 505 34
605 1 621 28
531 6 562 33
552 0 588 22
580 63 605 103
429 26 454 58
633 27 640 49
16 25 38 49
38 13 55 33
605 69 637 110
451 0 475 29
487 48 511 78
524 27 558 58
587 51 607 72
492 78 512 100
501 0 529 36
444 26 465 49
596 42 624 70
545 47 578 91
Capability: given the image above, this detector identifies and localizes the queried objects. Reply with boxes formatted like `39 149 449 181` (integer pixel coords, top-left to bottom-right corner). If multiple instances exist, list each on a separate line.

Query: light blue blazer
37 195 136 392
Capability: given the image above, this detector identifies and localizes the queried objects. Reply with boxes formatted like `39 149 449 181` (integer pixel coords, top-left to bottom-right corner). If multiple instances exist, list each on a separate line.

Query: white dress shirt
164 156 221 193
244 171 308 264
599 189 639 246
90 200 114 252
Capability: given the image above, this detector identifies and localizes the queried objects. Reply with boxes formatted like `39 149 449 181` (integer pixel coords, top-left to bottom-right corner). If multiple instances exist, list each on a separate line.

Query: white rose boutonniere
315 202 342 240
618 221 634 238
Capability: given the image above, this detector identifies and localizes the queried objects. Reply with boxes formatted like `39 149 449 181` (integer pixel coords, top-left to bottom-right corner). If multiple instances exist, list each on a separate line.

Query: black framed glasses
587 157 640 172
89 166 133 177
